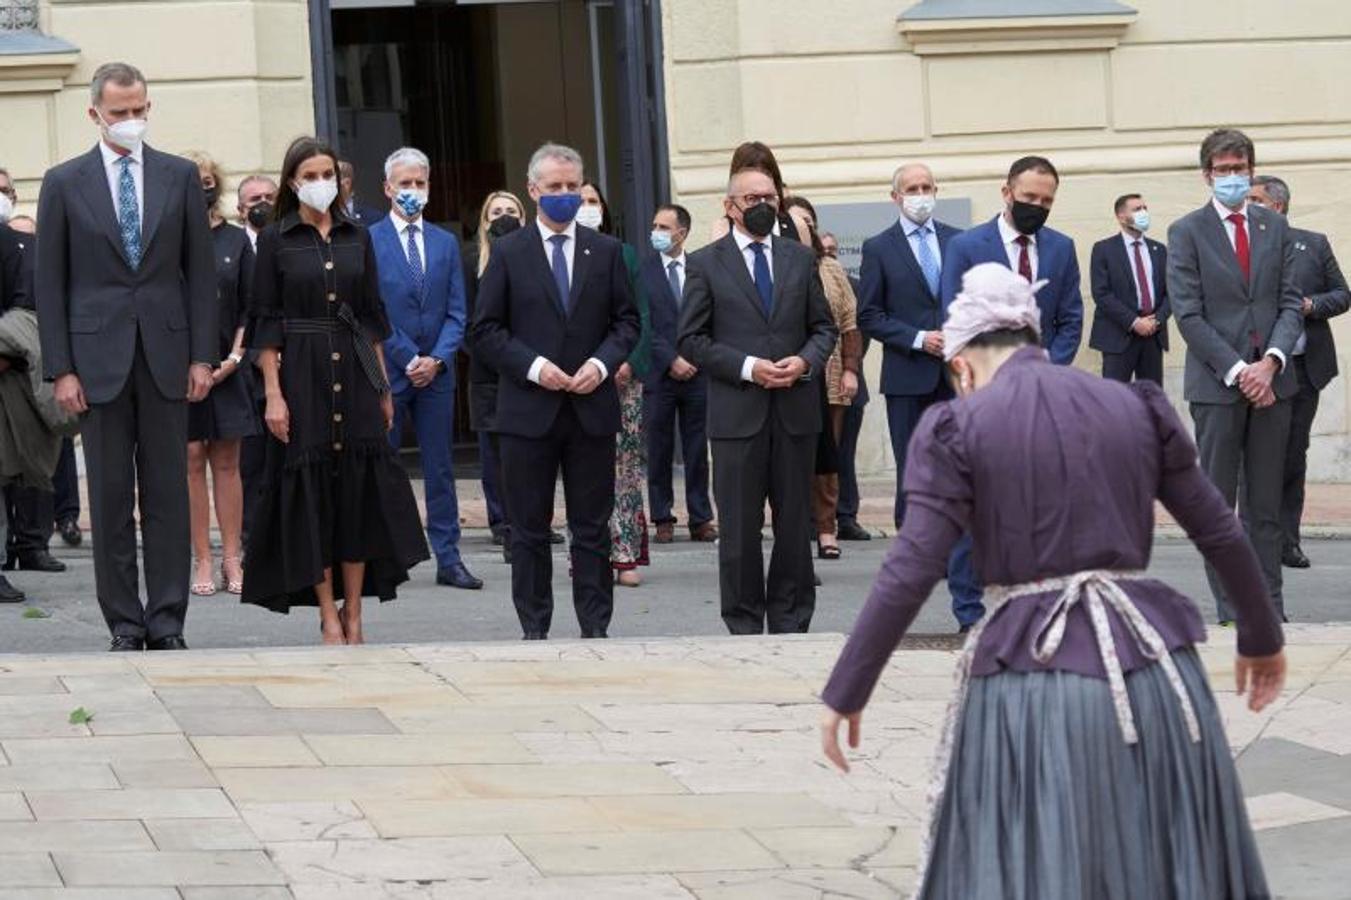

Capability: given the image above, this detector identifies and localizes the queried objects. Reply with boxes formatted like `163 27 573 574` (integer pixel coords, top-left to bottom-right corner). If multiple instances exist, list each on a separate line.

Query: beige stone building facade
2 0 1350 479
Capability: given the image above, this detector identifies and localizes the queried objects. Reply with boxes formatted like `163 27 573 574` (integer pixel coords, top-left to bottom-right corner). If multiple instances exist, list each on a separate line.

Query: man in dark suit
820 231 870 542
36 62 215 651
370 146 480 591
678 166 837 635
1168 129 1303 624
643 203 717 544
471 143 639 639
339 160 386 227
1248 175 1350 570
1089 193 1170 384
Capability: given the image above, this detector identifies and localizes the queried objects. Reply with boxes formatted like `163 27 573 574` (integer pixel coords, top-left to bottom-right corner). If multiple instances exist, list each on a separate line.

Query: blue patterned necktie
667 259 683 308
116 156 142 270
749 241 773 316
406 223 424 295
915 224 940 298
549 233 570 313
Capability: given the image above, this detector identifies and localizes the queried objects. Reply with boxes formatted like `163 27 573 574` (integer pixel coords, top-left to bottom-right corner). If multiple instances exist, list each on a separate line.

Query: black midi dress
241 212 429 613
188 222 261 442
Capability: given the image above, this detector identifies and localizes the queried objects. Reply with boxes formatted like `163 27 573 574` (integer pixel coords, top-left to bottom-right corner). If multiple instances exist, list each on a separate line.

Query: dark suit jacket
1167 202 1303 404
0 224 25 313
1089 233 1170 354
847 273 870 407
641 250 687 389
35 145 215 404
1288 226 1350 391
857 218 962 396
939 215 1084 365
349 203 386 228
470 223 640 438
676 233 837 440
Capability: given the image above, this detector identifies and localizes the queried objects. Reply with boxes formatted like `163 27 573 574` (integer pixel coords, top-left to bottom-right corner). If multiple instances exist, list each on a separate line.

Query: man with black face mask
235 175 277 252
677 166 837 635
233 174 276 547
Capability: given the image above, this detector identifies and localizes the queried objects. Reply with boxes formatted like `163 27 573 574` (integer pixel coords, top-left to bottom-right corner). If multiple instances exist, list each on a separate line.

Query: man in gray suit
1248 175 1350 570
36 62 215 651
1167 128 1303 624
678 166 837 635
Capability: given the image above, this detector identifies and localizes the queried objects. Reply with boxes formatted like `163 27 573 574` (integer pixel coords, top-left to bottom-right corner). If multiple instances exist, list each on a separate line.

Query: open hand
187 364 213 403
820 707 862 773
264 394 290 444
1236 650 1286 712
615 362 633 389
381 392 395 432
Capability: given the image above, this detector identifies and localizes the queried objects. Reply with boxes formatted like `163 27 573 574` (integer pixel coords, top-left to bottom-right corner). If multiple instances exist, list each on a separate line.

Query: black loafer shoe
109 635 145 652
17 552 65 573
57 519 83 547
147 635 188 651
0 575 24 603
836 521 872 541
437 562 484 590
1282 546 1311 569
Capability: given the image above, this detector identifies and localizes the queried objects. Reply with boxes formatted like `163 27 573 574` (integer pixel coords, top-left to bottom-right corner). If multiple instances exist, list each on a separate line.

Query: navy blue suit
641 251 713 529
370 216 467 570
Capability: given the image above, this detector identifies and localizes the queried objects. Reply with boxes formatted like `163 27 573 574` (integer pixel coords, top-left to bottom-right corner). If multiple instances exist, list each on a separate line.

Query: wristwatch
433 357 447 373
226 352 244 367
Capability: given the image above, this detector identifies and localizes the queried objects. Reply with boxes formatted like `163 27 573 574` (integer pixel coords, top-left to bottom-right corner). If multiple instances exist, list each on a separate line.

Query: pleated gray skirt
920 649 1269 900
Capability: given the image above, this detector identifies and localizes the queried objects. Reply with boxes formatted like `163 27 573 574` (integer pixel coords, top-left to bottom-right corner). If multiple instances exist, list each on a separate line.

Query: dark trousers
836 399 865 524
1101 338 1164 385
478 430 507 533
5 484 53 560
52 437 79 525
1192 399 1291 622
389 377 461 569
498 403 616 638
645 376 713 527
711 422 816 635
83 340 190 641
1281 357 1320 551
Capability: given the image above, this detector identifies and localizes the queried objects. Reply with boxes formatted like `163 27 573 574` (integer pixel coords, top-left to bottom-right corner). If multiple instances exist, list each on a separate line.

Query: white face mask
901 193 936 225
98 113 149 153
296 178 339 213
575 205 604 230
0 194 11 223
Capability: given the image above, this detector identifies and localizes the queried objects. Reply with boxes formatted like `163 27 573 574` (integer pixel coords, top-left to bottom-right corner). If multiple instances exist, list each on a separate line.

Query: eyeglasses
733 193 778 208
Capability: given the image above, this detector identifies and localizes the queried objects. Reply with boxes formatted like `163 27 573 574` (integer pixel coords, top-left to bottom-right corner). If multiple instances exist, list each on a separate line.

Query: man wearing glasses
678 165 837 635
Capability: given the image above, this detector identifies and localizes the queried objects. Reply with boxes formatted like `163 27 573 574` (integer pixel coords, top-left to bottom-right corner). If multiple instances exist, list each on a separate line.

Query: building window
0 0 40 32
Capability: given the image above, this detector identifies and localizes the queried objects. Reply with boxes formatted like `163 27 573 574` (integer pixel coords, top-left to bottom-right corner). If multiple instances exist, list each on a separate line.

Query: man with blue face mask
1167 127 1304 626
1089 193 1170 384
369 147 479 591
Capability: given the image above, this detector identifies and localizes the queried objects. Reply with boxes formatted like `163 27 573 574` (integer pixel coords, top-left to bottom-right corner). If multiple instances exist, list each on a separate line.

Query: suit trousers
82 336 190 641
53 437 80 525
389 377 461 570
1191 399 1291 623
478 430 507 534
836 400 865 525
712 420 816 635
5 484 53 558
498 403 616 638
1101 338 1164 385
644 377 713 528
1281 357 1320 550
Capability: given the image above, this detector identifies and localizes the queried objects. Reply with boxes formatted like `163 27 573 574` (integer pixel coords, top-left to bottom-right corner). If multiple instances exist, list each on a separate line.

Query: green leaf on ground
68 707 93 725
21 607 50 619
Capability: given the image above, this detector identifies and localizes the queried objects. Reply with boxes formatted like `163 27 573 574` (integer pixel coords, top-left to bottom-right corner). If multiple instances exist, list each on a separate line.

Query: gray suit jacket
36 144 216 404
1287 226 1349 391
1166 202 1303 405
677 233 837 440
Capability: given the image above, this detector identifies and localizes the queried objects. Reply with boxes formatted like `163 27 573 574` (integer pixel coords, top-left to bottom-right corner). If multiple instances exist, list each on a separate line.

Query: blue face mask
650 230 673 253
538 192 583 225
1212 173 1251 209
1131 209 1151 232
394 189 427 218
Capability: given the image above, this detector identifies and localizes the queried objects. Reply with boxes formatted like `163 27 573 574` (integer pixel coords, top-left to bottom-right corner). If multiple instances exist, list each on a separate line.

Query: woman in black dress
242 137 428 644
184 152 259 597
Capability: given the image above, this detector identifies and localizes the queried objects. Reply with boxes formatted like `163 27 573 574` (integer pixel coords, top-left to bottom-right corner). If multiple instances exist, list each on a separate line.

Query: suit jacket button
333 383 342 393
325 261 334 271
333 442 343 451
333 412 343 422
332 352 341 362
328 292 337 302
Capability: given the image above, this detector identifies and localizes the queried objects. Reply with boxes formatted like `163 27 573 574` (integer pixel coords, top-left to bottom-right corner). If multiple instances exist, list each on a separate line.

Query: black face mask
740 201 776 239
203 185 219 207
1009 200 1050 236
487 214 521 240
246 202 273 229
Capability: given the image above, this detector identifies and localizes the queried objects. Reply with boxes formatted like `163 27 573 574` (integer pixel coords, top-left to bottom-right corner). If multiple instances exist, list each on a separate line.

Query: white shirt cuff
1266 348 1287 371
587 357 608 381
741 356 759 383
527 356 547 384
912 330 927 351
1223 361 1246 387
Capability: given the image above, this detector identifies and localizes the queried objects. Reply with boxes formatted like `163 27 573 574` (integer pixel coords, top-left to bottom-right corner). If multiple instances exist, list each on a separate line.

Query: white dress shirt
99 140 144 229
903 213 943 351
394 213 426 267
1120 230 1157 313
733 227 773 383
997 213 1037 279
244 224 260 252
1209 199 1287 385
526 216 608 385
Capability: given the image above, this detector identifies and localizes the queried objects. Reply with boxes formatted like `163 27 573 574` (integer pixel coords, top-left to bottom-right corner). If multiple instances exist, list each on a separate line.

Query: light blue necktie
406 224 424 295
915 224 940 298
116 156 142 270
749 242 773 316
667 259 683 308
549 233 570 313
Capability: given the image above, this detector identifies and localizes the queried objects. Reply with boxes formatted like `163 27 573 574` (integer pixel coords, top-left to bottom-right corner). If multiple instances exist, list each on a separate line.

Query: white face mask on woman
575 205 604 230
295 178 339 213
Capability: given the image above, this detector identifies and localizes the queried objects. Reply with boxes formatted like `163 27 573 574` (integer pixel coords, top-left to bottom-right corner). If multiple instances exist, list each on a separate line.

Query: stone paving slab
0 627 1345 896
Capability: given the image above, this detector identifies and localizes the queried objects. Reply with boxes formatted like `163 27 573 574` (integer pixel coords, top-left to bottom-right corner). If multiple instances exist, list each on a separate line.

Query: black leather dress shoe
9 551 66 573
0 574 24 603
437 562 484 590
491 527 509 547
522 631 547 641
57 519 83 547
502 545 513 565
1282 545 1311 569
582 630 609 639
549 529 565 545
836 520 872 541
147 635 188 651
109 635 145 652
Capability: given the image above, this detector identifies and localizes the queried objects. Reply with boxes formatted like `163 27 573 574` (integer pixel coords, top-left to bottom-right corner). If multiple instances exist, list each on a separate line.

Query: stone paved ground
0 628 1347 898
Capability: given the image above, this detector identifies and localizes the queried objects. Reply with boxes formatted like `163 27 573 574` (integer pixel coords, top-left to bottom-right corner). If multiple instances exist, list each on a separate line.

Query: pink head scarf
942 262 1045 361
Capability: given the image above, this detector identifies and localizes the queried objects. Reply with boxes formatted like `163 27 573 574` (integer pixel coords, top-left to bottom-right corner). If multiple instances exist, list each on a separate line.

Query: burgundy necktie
1132 240 1153 316
1015 235 1032 281
1227 213 1251 281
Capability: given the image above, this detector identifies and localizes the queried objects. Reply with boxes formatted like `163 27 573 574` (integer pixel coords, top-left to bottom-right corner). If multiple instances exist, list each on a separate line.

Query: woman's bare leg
315 568 345 645
187 441 215 592
340 561 365 645
208 439 244 590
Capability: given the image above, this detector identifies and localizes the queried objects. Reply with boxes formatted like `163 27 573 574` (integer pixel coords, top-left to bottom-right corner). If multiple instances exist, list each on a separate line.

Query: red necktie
1132 240 1153 316
1015 235 1033 281
1227 213 1250 281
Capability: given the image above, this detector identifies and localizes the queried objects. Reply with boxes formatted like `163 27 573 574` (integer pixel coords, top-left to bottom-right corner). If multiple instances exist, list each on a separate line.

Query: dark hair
1252 175 1290 211
782 195 826 259
657 203 691 233
729 141 786 199
274 137 342 222
1113 193 1142 215
581 181 614 235
966 327 1039 351
1199 128 1255 171
1007 155 1059 186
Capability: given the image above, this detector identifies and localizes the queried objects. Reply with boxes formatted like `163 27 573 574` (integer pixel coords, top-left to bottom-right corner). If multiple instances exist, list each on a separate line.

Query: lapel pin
584 248 591 256
1258 223 1266 231
224 256 231 264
